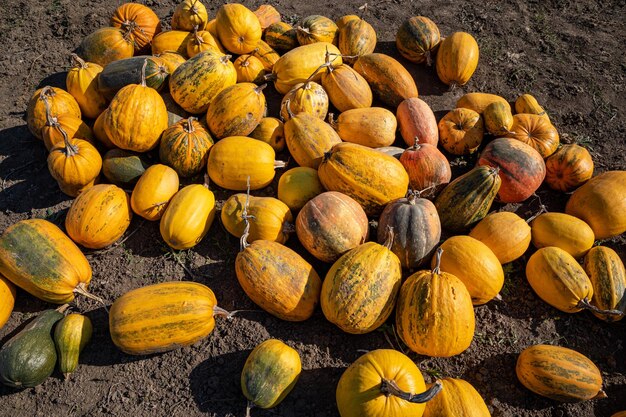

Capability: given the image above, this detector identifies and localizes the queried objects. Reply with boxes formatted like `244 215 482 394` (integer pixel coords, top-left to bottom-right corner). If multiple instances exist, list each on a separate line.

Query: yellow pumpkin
396 249 475 357
337 18 376 64
215 3 262 54
131 164 180 221
456 92 509 114
233 54 266 83
434 235 504 305
221 194 293 244
159 117 214 178
584 246 626 322
515 93 549 120
280 82 329 121
483 101 514 136
77 27 134 67
436 32 479 87
236 240 321 321
469 211 531 264
65 184 132 249
27 86 81 140
321 61 373 112
151 30 195 57
41 112 94 152
438 108 484 155
155 51 187 75
66 54 107 119
160 183 216 250
251 40 280 71
187 29 224 57
321 242 402 334
206 83 266 139
277 167 324 211
297 15 338 45
47 132 102 197
336 349 442 417
0 274 16 329
109 281 225 354
264 22 298 52
516 344 606 402
329 107 397 148
249 117 285 152
207 136 284 190
283 112 342 169
269 42 343 94
526 246 595 313
318 142 409 215
531 212 595 258
104 60 168 152
565 171 626 239
423 378 490 417
93 111 115 148
171 0 208 31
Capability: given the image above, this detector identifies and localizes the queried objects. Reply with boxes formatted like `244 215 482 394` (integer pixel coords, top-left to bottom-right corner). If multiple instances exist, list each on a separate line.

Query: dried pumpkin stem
220 55 232 64
425 51 433 67
193 25 203 45
59 125 79 156
327 113 336 128
74 282 108 312
283 98 295 120
140 58 148 87
412 136 421 148
274 160 286 169
70 53 87 69
578 298 624 317
245 401 254 417
432 247 444 274
42 93 58 128
406 189 418 203
240 176 254 251
525 204 548 223
255 83 268 94
383 226 395 250
203 173 210 189
56 304 70 314
185 117 196 134
380 379 442 403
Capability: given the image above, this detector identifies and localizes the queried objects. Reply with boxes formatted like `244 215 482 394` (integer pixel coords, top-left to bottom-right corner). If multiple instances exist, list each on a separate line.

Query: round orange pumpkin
438 108 484 155
399 142 451 198
507 113 559 158
545 144 594 192
27 86 81 140
111 3 161 51
77 27 134 67
171 0 209 31
233 54 266 83
396 16 440 65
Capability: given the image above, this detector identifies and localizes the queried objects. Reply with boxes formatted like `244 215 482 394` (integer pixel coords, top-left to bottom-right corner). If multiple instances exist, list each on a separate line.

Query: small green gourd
0 307 65 388
54 313 93 378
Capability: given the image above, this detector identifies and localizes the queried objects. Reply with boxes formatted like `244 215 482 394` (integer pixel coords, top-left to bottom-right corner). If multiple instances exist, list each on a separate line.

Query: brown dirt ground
1 0 625 416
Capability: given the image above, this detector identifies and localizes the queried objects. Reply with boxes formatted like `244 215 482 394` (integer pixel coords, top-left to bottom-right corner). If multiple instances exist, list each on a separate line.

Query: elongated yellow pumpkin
526 247 595 313
159 183 216 250
206 83 266 139
434 235 504 305
277 167 324 211
131 164 180 221
65 184 133 249
208 136 285 190
0 274 16 329
284 112 342 169
531 213 595 259
216 3 262 54
516 344 606 402
329 107 397 148
456 92 509 114
0 219 92 304
109 281 226 354
436 32 479 87
469 211 531 264
321 62 372 112
423 378 490 417
54 313 92 378
584 246 626 322
66 54 106 119
221 194 293 244
396 249 475 357
236 239 321 321
318 142 409 215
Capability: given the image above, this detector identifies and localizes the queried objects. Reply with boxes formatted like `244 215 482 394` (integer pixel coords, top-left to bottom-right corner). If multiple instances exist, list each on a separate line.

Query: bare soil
0 0 625 416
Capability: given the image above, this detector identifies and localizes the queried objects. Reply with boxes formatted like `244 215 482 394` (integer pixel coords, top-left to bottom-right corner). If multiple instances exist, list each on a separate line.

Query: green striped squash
264 22 298 52
396 16 440 65
584 246 626 322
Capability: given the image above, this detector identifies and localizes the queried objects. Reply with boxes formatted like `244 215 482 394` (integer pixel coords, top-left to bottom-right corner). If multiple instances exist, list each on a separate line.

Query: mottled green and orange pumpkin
206 83 266 139
584 246 626 322
283 111 342 169
396 16 440 65
337 18 376 64
297 15 338 45
264 22 299 52
545 144 594 192
159 117 214 178
77 27 134 67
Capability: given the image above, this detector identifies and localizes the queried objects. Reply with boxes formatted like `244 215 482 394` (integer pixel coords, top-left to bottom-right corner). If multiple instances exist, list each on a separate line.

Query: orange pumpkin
111 3 161 51
321 61 372 112
297 15 339 45
41 113 93 152
233 55 266 83
27 86 81 140
396 16 440 65
545 144 594 192
507 114 559 158
77 27 134 67
438 108 484 155
337 18 376 64
159 117 214 178
66 54 107 119
253 4 281 30
353 53 418 108
397 97 438 147
435 32 479 87
216 3 262 54
131 164 180 221
172 0 208 31
187 29 225 57
399 142 451 197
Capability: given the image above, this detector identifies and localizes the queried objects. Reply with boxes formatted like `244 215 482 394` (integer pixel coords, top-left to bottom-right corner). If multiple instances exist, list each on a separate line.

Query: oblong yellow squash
65 184 132 249
269 42 342 94
216 3 262 55
329 107 397 148
526 246 594 313
152 30 195 57
277 167 324 211
531 212 595 259
469 211 531 264
159 183 216 250
584 246 626 322
249 117 285 152
236 240 321 321
207 136 284 190
321 242 402 334
221 194 293 244
353 53 418 108
435 32 479 87
516 344 605 402
423 378 490 417
284 113 342 169
206 82 266 139
456 92 510 114
131 164 180 221
0 219 92 304
515 93 549 120
434 235 504 305
0 274 16 329
321 63 372 112
565 171 626 239
318 142 409 215
109 281 224 355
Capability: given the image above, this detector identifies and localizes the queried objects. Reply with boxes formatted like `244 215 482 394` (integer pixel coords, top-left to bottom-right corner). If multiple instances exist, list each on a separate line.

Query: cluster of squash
2 1 626 416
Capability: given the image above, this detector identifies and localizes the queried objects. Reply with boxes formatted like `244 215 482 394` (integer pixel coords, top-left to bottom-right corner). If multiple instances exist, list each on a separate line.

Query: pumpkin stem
203 173 210 189
255 83 267 94
56 304 70 314
241 54 253 66
525 204 548 224
412 136 420 149
425 50 432 67
213 305 233 319
140 58 148 87
58 125 79 156
592 390 608 400
74 283 108 311
42 93 58 128
328 113 336 129
406 189 418 204
220 54 232 65
449 82 458 92
246 401 253 417
305 49 334 82
274 160 286 169
358 3 369 19
240 176 254 251
283 98 295 120
193 25 203 45
70 53 87 69
383 226 395 250
432 247 443 274
264 72 278 82
190 0 200 15
577 298 625 317
380 379 443 403
185 117 196 134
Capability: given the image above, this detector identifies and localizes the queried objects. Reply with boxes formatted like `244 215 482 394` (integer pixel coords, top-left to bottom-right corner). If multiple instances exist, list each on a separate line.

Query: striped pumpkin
206 83 266 139
545 144 594 192
584 246 626 322
264 22 298 52
159 117 214 178
337 18 376 64
396 16 440 65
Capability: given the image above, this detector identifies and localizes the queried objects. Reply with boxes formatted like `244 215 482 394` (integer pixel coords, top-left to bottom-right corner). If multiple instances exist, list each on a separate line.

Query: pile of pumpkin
1 1 626 416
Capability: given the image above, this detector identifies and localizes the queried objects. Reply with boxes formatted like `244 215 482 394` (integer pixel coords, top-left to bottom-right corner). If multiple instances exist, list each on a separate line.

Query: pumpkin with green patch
98 55 169 100
54 313 92 378
264 22 298 52
584 246 626 322
297 15 338 45
283 111 342 169
222 194 293 244
159 117 214 178
396 16 440 65
102 149 150 187
337 18 376 64
206 83 266 139
77 27 134 67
